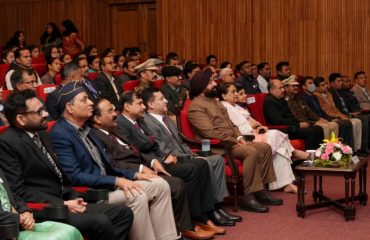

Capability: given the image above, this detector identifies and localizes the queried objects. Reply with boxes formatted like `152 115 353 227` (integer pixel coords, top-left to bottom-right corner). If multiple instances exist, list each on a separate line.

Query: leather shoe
254 191 283 206
182 226 215 240
197 220 226 235
217 208 242 222
208 210 235 226
240 194 269 213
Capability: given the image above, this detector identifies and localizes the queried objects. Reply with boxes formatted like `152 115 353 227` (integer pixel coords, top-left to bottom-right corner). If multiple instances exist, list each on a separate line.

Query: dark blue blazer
50 118 136 189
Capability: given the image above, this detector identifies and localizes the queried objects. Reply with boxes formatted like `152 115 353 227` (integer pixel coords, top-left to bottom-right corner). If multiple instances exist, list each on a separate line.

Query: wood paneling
157 0 370 80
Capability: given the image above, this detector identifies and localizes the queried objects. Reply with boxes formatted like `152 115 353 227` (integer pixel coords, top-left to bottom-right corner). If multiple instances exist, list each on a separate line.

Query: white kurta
221 101 295 189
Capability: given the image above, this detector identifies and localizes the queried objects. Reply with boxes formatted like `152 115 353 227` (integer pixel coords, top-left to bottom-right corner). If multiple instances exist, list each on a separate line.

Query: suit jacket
45 85 62 120
92 128 151 172
235 75 261 94
0 168 29 224
329 88 350 116
263 93 300 127
116 114 166 163
161 83 186 114
299 91 333 120
50 118 135 189
0 127 78 204
143 113 195 158
313 91 347 119
351 84 370 110
187 95 241 144
94 72 122 107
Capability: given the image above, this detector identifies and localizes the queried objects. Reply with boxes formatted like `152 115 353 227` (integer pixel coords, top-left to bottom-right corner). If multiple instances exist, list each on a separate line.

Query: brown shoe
182 225 215 239
197 220 226 235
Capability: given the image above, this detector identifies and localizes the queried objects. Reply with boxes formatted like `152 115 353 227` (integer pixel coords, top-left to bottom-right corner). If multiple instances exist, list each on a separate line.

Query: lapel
145 113 173 139
163 83 180 102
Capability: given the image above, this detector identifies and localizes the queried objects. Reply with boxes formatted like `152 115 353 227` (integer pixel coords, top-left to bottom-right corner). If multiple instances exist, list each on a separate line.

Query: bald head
268 79 285 99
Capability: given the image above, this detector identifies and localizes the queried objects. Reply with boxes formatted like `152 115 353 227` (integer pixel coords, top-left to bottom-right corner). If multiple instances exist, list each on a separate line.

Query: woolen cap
162 66 182 78
56 81 86 112
190 68 213 97
134 59 158 73
282 75 299 86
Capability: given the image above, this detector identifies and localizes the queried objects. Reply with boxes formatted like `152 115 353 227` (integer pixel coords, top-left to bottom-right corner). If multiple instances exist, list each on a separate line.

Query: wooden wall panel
157 0 370 81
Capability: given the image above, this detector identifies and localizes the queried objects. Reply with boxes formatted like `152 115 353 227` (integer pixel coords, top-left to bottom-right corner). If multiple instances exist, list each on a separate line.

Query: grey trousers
203 155 229 202
108 178 177 240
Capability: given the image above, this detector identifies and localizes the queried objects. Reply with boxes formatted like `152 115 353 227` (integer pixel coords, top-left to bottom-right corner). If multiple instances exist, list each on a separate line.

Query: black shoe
217 208 242 222
208 210 235 226
254 191 283 206
240 195 269 213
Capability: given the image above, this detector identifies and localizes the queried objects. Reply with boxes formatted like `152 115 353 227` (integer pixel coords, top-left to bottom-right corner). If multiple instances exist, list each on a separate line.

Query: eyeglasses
19 107 47 116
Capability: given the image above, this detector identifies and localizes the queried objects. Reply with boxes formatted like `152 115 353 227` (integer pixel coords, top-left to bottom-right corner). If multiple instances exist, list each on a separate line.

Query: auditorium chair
113 70 123 77
87 72 99 81
36 84 57 102
122 80 139 91
0 64 10 88
153 79 165 89
32 55 46 64
32 64 47 77
2 89 12 101
54 73 62 86
175 99 242 211
246 93 306 151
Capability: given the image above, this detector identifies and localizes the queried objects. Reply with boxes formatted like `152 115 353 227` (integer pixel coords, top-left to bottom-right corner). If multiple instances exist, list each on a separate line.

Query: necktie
339 96 350 115
33 135 63 186
162 116 173 135
0 179 10 212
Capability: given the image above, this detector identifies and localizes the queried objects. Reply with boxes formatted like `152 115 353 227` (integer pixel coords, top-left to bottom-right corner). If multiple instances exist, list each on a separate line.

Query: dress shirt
103 72 120 101
257 74 269 93
148 112 172 134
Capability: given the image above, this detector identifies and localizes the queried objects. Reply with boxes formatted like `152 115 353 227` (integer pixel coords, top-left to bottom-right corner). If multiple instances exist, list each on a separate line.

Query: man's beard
25 119 48 132
204 86 219 98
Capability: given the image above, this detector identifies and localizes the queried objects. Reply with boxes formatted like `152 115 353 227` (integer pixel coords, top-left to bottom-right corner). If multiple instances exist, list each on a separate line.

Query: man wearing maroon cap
188 69 283 213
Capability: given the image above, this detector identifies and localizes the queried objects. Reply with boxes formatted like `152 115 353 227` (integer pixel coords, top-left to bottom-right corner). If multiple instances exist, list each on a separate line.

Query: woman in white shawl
219 83 310 193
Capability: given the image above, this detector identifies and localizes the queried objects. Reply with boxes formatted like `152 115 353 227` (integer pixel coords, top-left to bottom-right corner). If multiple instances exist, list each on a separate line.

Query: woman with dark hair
219 83 310 194
4 31 25 49
1 50 14 64
61 19 85 57
44 46 60 62
40 57 61 84
83 45 98 57
59 53 72 65
87 55 100 73
27 45 40 59
40 22 62 51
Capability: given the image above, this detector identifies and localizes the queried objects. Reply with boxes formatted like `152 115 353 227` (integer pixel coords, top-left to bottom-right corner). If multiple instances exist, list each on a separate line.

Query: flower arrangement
313 132 353 168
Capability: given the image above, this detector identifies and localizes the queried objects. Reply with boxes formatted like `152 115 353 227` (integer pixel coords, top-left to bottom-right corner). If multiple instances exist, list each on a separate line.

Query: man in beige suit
351 71 370 111
187 68 283 213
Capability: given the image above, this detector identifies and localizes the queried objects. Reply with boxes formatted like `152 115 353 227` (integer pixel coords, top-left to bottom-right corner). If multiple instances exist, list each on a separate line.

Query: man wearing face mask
300 76 354 148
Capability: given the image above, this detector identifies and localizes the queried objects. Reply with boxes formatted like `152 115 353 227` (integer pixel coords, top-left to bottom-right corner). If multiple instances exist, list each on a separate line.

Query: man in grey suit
141 87 241 223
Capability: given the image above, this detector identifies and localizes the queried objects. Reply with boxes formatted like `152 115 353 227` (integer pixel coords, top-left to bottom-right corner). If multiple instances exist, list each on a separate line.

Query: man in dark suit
50 82 178 240
90 98 215 240
235 61 261 94
94 56 122 107
75 57 101 102
116 91 229 235
0 89 133 240
141 87 241 223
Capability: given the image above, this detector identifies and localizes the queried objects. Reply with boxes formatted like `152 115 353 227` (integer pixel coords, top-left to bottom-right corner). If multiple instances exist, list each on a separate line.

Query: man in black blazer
0 90 133 240
90 98 215 240
116 91 232 235
94 56 123 107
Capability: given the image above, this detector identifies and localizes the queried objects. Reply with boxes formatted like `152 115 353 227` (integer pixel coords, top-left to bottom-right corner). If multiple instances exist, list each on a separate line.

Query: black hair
276 61 289 72
4 89 38 126
236 61 250 73
14 47 29 59
83 45 97 56
27 45 38 54
121 47 131 57
44 46 59 62
313 77 325 87
301 76 314 86
165 52 179 65
10 69 35 89
141 87 161 109
61 19 78 36
5 31 25 49
183 61 200 78
100 48 115 59
88 55 100 66
1 49 13 62
40 22 62 46
206 54 217 65
328 73 342 83
220 61 231 69
218 82 234 101
354 71 366 80
117 91 142 111
257 62 269 71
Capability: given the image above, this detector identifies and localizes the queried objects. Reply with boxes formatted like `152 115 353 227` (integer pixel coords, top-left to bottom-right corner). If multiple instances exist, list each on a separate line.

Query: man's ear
16 114 26 127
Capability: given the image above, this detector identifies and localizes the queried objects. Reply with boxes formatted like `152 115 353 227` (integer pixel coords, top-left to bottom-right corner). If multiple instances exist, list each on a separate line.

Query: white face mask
308 84 316 93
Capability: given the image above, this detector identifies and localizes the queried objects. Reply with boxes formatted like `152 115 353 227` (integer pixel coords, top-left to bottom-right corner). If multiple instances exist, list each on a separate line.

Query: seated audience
300 76 354 148
160 66 187 115
235 61 261 94
263 79 324 149
328 73 369 155
40 22 62 51
94 55 122 107
188 69 282 213
256 62 272 93
61 19 85 57
165 52 180 67
87 55 100 73
0 89 134 240
120 59 138 82
2 49 14 64
44 46 60 62
5 48 42 90
90 98 214 240
275 61 291 80
60 53 72 65
251 64 258 80
312 77 363 152
183 61 201 89
101 47 116 58
83 45 98 57
74 57 101 102
10 69 37 91
50 82 178 240
351 71 370 111
40 57 61 84
27 45 40 59
342 75 353 90
220 83 310 194
134 59 158 94
4 31 25 50
116 91 228 234
115 54 125 72
0 167 84 240
220 61 232 69
206 54 218 68
219 67 236 83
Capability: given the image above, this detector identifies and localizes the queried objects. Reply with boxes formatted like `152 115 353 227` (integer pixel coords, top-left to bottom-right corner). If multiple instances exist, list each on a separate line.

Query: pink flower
325 145 334 155
341 145 352 154
321 153 329 160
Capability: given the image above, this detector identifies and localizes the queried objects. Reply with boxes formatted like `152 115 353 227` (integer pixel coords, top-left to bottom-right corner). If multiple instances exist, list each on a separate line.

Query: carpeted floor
218 158 370 240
